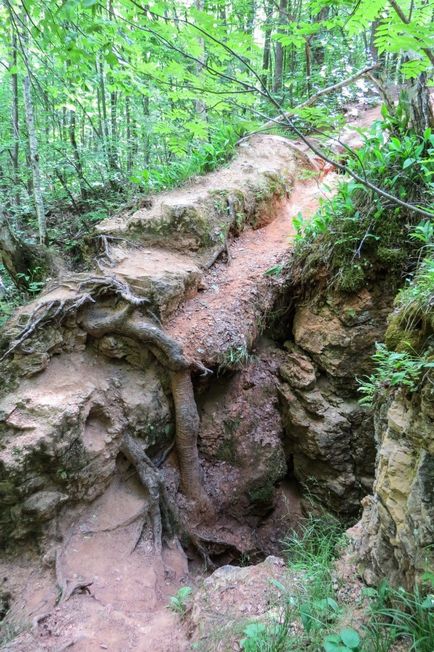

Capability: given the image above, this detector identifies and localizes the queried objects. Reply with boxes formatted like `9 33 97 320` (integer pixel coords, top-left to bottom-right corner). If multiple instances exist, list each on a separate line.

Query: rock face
188 556 292 649
278 286 393 514
0 351 172 545
352 380 434 588
0 135 300 550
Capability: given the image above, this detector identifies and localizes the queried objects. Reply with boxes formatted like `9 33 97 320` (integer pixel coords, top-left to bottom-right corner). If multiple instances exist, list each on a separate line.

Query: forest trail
166 105 380 363
1 105 381 652
166 173 337 361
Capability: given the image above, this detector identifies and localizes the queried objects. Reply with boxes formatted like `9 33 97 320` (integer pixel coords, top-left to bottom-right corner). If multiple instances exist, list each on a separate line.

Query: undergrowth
237 515 434 651
291 108 434 295
0 121 240 323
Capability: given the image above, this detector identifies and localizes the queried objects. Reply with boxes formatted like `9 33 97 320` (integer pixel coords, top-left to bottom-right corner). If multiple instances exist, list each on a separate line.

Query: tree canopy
0 0 432 294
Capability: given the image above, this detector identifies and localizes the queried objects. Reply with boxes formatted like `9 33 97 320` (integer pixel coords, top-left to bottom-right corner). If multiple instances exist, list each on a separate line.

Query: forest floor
1 104 381 652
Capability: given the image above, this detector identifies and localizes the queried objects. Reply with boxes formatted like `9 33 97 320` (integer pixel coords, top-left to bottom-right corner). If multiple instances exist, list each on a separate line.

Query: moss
385 314 428 354
248 481 274 505
216 437 238 465
337 264 365 293
376 246 406 265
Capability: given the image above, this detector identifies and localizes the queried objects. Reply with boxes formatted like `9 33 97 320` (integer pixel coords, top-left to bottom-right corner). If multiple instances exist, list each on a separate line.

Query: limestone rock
292 288 391 386
277 288 393 514
0 351 171 546
22 490 68 521
352 382 434 587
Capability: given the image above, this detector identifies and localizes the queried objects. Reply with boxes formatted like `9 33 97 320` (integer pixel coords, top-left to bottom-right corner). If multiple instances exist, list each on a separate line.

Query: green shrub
168 586 192 616
357 342 434 406
292 119 434 295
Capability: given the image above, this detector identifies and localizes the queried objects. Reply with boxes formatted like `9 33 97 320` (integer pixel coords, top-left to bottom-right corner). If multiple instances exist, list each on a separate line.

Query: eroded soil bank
2 104 425 652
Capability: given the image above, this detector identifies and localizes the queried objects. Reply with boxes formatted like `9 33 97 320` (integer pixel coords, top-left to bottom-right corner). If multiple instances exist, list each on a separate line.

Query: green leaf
340 628 360 649
403 158 415 169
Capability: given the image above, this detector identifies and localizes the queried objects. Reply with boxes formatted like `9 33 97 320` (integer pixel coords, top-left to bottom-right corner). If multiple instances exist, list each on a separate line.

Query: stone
22 491 68 521
188 556 293 648
353 381 434 587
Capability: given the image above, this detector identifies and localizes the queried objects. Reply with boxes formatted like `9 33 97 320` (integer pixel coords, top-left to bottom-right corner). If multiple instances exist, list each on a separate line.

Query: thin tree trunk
406 72 434 133
262 0 273 87
21 39 46 244
69 110 85 197
305 38 312 95
10 31 20 209
98 57 110 172
273 0 288 94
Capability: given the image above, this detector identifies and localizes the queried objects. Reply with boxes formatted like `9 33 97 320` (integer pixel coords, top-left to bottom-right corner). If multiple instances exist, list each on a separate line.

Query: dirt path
166 174 338 362
166 104 381 365
1 104 381 652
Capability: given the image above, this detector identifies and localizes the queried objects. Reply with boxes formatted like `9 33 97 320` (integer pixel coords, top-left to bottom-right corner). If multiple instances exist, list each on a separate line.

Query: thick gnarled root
120 433 177 553
79 301 211 514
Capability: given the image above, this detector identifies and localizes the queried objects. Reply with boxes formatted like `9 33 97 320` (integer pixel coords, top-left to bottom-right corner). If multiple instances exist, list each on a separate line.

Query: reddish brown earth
1 104 381 652
166 174 338 363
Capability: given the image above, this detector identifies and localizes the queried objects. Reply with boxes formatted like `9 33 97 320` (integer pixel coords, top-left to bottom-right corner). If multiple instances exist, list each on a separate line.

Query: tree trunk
69 110 86 198
273 0 288 94
311 6 329 67
0 206 50 289
10 31 20 210
406 72 434 133
22 60 46 244
262 0 274 87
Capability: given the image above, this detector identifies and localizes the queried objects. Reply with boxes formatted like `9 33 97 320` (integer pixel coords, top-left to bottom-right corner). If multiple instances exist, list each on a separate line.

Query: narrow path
3 105 381 652
166 174 337 362
166 104 381 364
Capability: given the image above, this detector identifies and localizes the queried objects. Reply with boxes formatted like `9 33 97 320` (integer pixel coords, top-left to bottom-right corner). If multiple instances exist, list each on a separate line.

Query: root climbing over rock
120 432 177 553
79 301 211 509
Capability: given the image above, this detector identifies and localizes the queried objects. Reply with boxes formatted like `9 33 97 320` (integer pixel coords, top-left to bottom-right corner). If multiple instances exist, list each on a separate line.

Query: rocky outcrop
188 556 291 649
278 286 394 514
0 351 172 545
351 380 434 588
0 136 301 550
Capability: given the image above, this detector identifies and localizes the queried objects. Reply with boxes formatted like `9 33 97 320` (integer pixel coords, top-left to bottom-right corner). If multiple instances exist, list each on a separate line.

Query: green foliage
357 343 434 406
363 580 434 652
240 620 291 652
394 257 434 332
218 344 251 373
284 515 345 602
168 586 192 616
264 263 285 277
323 628 361 651
293 121 434 294
235 515 346 651
235 516 433 652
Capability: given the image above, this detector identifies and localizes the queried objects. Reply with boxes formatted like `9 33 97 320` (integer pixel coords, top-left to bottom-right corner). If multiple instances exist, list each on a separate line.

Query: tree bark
10 31 20 209
273 0 288 94
0 206 50 289
406 72 434 133
21 26 46 245
69 110 86 197
79 303 209 508
261 0 274 87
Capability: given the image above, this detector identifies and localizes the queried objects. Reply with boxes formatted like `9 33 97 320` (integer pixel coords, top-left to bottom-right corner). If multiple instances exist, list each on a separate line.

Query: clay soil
1 105 381 652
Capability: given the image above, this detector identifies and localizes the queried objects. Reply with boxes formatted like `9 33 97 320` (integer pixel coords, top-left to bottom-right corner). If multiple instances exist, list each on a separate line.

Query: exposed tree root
170 369 208 506
120 433 177 553
55 548 94 604
0 294 92 361
80 303 211 508
120 433 214 568
2 274 213 553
